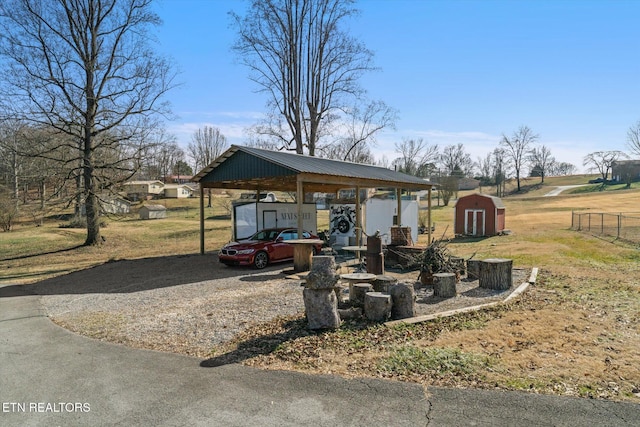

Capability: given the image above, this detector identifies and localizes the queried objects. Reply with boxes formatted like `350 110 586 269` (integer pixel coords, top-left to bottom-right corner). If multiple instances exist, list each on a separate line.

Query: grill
221 249 237 255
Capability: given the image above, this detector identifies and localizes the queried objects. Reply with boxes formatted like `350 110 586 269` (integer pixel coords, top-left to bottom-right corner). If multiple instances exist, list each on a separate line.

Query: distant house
122 180 164 200
139 204 167 220
165 175 193 184
163 184 194 198
454 193 506 237
611 160 640 183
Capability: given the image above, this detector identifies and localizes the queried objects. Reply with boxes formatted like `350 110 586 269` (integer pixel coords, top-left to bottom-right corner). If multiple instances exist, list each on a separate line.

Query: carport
192 145 434 255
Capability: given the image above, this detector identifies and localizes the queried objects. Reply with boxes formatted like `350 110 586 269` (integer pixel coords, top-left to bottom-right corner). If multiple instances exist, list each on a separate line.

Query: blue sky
153 0 640 173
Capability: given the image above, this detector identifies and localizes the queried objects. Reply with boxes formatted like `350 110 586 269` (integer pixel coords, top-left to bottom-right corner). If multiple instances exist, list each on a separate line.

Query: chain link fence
571 211 640 244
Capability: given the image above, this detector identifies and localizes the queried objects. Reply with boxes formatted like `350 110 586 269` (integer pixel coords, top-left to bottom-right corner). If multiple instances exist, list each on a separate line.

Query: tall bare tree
627 120 640 157
501 125 538 192
393 138 439 177
0 0 177 245
583 150 627 181
440 143 474 177
188 125 228 207
188 126 228 172
231 0 376 156
528 145 555 183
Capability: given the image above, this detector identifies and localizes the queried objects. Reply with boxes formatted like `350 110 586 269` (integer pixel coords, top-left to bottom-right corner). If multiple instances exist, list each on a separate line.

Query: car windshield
251 229 281 241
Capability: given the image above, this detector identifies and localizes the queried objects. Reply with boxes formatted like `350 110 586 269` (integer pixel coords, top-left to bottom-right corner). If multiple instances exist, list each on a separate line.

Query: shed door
465 209 485 236
263 210 277 229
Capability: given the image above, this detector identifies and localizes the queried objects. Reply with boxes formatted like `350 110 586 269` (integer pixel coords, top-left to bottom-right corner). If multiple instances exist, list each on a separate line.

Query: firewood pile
411 237 459 275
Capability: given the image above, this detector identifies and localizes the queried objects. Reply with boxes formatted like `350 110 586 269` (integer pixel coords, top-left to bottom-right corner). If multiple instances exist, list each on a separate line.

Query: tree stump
305 256 339 290
389 282 416 320
364 292 391 322
372 275 398 292
303 288 340 330
479 258 512 290
350 283 373 307
433 273 457 298
467 259 482 280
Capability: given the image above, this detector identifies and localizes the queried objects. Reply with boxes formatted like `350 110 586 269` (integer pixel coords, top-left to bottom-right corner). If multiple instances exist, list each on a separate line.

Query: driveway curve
1 287 639 426
543 185 588 196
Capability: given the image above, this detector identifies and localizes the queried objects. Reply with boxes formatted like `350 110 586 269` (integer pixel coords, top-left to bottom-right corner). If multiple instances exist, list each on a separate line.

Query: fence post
618 213 622 239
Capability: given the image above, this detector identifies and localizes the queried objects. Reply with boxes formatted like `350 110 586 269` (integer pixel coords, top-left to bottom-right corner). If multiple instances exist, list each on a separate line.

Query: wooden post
199 184 205 254
427 187 432 244
296 177 304 240
396 188 402 226
433 273 456 298
479 258 513 290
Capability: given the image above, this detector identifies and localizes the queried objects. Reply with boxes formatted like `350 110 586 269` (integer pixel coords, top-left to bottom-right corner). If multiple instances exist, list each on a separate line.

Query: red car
218 228 323 269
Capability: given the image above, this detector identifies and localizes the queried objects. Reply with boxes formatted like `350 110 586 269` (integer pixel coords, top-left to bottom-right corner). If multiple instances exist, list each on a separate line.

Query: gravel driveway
23 253 529 357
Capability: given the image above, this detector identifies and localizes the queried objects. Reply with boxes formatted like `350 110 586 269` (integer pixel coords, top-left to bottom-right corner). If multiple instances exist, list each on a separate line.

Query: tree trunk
350 283 373 307
364 292 391 322
389 282 416 320
433 273 456 298
479 258 512 290
467 259 482 280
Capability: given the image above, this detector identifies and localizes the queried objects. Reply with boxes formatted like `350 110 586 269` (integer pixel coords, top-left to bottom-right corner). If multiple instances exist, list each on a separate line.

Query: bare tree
440 143 474 177
528 145 555 183
188 125 228 207
583 150 627 181
501 125 538 192
322 100 396 161
393 138 439 177
627 120 640 157
0 0 177 245
550 162 577 176
492 148 509 197
188 126 228 172
231 0 376 156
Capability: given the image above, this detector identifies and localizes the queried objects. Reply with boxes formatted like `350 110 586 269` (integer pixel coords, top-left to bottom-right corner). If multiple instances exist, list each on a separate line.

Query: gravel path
34 254 530 357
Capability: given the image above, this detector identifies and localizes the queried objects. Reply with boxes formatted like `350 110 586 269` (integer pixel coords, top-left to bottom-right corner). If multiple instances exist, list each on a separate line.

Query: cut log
364 292 391 322
467 259 482 280
303 288 340 330
305 256 338 290
350 283 373 307
389 282 416 320
479 258 513 290
372 275 398 292
433 273 457 298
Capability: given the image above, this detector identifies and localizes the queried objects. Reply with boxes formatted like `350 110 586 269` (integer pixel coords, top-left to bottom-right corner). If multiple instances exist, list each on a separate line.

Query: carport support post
199 184 205 254
355 186 361 247
427 187 432 244
396 188 402 227
297 177 304 239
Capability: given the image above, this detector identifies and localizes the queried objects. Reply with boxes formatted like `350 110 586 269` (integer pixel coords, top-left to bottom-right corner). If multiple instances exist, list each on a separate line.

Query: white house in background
122 180 164 200
163 184 194 198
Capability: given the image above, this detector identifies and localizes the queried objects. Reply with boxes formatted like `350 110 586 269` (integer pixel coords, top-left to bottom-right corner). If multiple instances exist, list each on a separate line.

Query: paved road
1 288 639 426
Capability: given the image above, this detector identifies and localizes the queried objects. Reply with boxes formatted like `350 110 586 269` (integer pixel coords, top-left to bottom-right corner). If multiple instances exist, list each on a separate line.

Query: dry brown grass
214 188 640 401
2 184 639 401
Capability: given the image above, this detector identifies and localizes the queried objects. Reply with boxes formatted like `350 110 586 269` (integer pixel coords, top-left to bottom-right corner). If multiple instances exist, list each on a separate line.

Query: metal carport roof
192 145 434 255
192 145 434 192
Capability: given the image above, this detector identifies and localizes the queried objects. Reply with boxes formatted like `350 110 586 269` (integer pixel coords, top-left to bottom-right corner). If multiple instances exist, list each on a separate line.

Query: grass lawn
1 183 639 401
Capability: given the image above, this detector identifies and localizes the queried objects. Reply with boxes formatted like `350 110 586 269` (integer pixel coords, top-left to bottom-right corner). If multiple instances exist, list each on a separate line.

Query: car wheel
254 251 269 269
